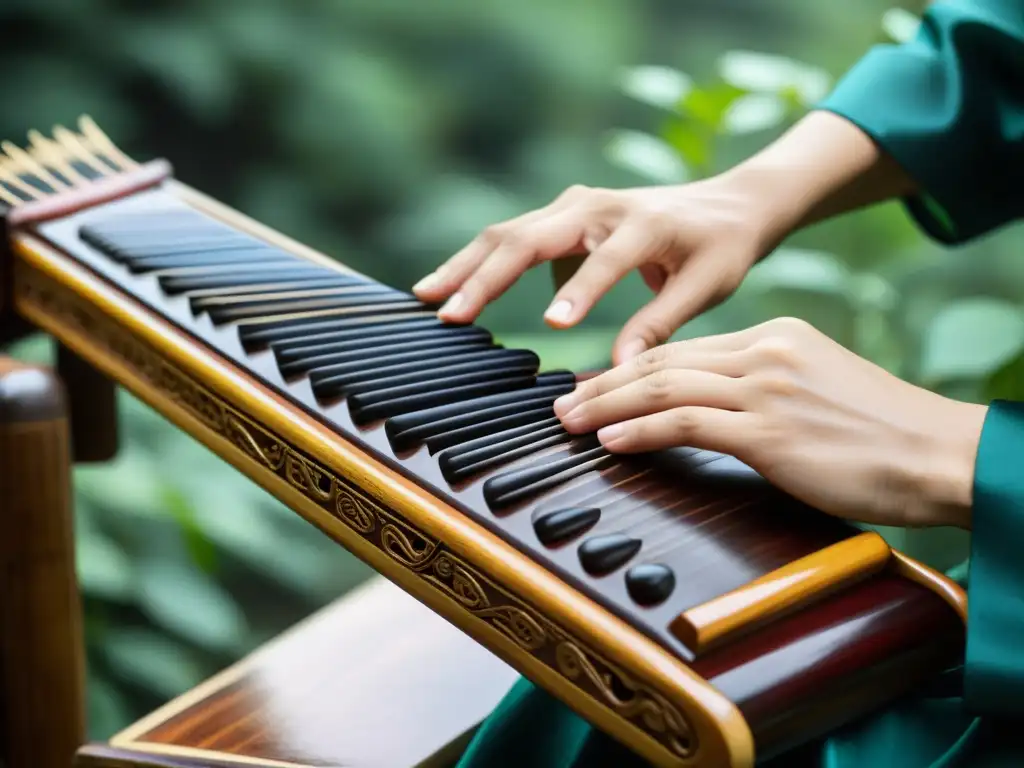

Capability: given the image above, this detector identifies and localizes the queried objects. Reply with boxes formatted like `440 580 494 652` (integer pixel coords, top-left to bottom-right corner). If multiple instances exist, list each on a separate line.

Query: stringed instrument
0 119 967 768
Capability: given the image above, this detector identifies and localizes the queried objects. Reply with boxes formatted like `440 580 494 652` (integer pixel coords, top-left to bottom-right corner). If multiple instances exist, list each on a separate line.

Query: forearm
721 110 918 245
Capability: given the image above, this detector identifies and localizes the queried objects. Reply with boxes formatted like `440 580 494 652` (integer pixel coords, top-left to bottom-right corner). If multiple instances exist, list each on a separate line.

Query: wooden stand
56 343 119 463
75 576 519 768
0 356 86 768
0 352 517 768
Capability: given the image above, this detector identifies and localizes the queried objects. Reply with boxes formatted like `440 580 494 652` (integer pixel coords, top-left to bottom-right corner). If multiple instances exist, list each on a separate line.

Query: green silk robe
455 1 1024 766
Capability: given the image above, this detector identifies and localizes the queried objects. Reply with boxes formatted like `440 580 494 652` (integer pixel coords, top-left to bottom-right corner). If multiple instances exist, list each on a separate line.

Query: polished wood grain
695 574 963 757
57 342 119 462
76 576 520 768
0 356 86 768
673 532 892 653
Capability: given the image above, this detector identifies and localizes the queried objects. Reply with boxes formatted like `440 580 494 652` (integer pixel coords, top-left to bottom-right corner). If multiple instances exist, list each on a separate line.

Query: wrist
907 400 987 530
717 111 915 248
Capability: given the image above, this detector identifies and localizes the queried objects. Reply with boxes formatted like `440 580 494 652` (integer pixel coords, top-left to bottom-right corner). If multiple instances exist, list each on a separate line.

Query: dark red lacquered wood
7 160 171 228
695 574 963 757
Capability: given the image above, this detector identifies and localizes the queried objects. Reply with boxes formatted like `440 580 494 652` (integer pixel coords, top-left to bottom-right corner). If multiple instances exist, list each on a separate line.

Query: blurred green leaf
86 673 133 741
882 8 921 43
920 299 1024 383
77 527 134 602
119 21 236 122
497 329 617 371
75 450 169 521
717 50 831 104
617 65 693 110
660 121 713 175
744 248 851 295
605 129 689 183
680 83 748 131
136 559 248 653
984 349 1024 401
722 93 789 135
103 628 204 700
161 486 219 574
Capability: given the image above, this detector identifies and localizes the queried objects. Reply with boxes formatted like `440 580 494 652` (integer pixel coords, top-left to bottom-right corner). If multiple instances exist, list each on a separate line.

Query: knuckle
642 319 676 347
629 208 667 230
670 408 699 438
585 186 621 214
478 224 507 248
498 227 525 251
767 316 813 336
634 344 669 375
559 184 591 203
573 379 598 401
644 368 678 398
750 370 800 399
752 334 801 367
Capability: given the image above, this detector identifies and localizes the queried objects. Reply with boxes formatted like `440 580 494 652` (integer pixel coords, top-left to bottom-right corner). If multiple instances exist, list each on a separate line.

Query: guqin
0 119 967 767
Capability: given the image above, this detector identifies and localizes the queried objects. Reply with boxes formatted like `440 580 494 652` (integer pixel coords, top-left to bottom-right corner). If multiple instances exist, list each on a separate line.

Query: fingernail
619 339 647 362
553 393 578 416
439 292 464 317
544 299 573 325
597 424 625 445
413 273 439 293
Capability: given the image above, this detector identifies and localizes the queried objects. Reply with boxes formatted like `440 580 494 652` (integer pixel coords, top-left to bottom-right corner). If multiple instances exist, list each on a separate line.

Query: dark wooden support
0 356 86 768
56 343 119 463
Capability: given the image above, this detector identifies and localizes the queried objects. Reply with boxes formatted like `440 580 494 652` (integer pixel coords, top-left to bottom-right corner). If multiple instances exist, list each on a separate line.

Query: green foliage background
2 0 1019 741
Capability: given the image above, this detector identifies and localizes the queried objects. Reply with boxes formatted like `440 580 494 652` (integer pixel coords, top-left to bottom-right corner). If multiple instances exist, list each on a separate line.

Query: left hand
554 317 987 529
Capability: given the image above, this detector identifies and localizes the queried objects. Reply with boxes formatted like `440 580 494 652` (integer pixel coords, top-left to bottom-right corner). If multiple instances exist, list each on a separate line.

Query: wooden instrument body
1 125 968 768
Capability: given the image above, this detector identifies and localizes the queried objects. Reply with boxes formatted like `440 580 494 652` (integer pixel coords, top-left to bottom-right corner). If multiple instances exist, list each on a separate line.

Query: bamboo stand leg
0 356 85 768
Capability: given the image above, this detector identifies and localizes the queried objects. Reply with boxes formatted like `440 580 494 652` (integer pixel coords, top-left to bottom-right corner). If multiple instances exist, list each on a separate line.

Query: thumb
612 252 745 365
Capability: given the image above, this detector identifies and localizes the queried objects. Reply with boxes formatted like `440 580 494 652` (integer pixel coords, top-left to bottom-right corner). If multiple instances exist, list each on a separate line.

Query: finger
543 217 661 328
596 407 759 456
413 191 581 301
612 249 745 364
554 334 752 417
437 208 588 323
558 369 746 435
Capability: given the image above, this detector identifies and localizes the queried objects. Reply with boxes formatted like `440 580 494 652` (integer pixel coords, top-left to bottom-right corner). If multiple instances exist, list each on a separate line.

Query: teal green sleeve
818 0 1024 245
965 400 1024 718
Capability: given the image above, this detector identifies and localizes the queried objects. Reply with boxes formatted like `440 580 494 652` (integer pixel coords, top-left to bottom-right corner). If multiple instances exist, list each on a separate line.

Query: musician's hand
412 177 779 365
412 112 916 366
553 317 987 530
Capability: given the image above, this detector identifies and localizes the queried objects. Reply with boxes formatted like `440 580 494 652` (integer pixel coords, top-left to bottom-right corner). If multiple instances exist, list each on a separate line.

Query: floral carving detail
19 268 697 762
335 490 376 534
227 413 286 470
477 606 549 651
556 642 693 756
381 523 437 568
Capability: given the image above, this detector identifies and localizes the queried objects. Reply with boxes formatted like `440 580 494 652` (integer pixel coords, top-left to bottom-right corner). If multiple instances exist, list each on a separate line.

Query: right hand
412 176 787 365
413 112 907 364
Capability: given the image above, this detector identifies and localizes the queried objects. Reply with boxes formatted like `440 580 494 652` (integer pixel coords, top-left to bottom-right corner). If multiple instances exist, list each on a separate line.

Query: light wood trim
890 551 968 624
12 237 755 768
671 532 891 654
